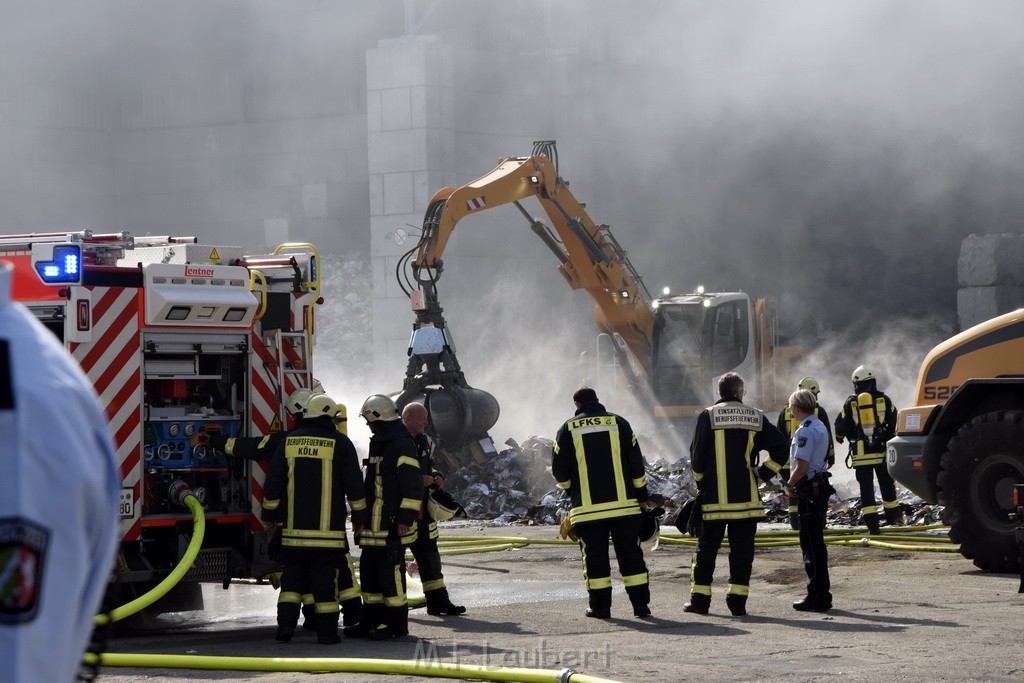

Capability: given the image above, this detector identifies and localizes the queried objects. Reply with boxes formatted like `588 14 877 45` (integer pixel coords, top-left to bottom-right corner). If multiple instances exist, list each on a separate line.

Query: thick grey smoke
5 1 1023 463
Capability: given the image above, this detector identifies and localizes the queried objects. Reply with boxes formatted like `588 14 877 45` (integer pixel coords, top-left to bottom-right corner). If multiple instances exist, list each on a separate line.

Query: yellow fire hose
85 652 623 682
92 491 955 682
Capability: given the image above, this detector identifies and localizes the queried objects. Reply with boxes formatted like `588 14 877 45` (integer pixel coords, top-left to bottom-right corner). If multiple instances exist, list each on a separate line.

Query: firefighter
0 261 120 682
261 394 367 644
834 365 901 535
686 372 789 617
210 385 362 629
552 387 653 619
343 394 422 641
775 377 835 530
401 402 466 617
784 389 835 612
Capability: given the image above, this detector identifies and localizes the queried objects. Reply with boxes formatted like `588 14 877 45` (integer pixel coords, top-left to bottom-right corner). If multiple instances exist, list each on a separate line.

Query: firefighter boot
885 506 904 526
627 584 651 618
275 602 301 642
425 588 466 616
341 596 363 628
683 594 710 615
367 606 409 640
317 611 341 645
301 599 316 631
343 603 382 639
863 512 881 535
586 589 612 619
726 593 747 617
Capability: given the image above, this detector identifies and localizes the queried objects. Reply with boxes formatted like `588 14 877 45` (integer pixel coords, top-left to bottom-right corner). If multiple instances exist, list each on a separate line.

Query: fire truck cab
0 230 321 597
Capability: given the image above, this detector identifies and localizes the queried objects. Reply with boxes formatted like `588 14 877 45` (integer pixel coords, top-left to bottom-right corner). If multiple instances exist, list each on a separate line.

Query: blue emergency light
34 244 82 284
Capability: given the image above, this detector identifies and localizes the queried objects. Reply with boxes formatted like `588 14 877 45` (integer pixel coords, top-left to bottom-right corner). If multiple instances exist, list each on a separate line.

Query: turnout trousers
689 519 757 610
278 548 343 637
358 535 408 632
574 515 649 612
797 492 832 607
855 462 900 531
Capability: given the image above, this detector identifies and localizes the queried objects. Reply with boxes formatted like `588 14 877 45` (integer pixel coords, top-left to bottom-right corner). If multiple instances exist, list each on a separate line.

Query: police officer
686 372 789 617
344 394 422 641
401 402 466 617
552 387 653 619
834 366 901 535
785 389 835 612
262 394 367 644
0 261 120 682
776 377 835 529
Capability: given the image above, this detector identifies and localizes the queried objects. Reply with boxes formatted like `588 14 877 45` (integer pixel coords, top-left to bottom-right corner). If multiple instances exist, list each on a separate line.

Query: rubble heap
442 436 942 529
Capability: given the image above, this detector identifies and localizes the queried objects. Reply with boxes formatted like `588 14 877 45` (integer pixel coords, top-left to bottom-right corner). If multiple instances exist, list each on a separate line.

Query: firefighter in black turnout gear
834 365 901 535
261 394 367 644
402 402 466 616
686 372 789 617
776 377 835 530
344 394 422 641
212 386 363 630
785 389 835 612
552 387 653 619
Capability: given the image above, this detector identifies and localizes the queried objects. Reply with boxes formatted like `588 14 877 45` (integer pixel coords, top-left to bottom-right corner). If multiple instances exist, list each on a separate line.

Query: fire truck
0 230 321 602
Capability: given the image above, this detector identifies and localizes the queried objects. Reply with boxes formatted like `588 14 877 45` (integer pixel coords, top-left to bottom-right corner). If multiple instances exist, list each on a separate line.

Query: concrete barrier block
957 233 1024 286
957 285 1024 330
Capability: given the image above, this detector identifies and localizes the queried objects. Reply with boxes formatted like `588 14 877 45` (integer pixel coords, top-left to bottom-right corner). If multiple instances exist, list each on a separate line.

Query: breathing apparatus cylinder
857 392 876 440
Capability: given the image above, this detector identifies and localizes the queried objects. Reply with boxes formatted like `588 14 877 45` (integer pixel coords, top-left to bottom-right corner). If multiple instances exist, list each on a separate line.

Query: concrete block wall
957 234 1024 329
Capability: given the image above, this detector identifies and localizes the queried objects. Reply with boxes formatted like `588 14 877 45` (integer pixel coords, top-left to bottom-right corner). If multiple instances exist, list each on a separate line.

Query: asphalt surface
94 523 1024 683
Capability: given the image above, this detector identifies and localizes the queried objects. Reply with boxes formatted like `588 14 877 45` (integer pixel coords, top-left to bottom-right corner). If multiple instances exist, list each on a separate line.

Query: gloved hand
208 433 228 454
826 454 836 469
757 464 776 485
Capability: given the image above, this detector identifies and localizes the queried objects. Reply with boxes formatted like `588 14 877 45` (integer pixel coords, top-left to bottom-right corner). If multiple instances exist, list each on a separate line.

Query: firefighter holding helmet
344 394 422 641
834 365 901 535
775 377 836 530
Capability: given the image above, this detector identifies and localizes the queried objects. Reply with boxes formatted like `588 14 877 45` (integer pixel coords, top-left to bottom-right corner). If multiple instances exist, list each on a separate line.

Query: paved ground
95 524 1024 683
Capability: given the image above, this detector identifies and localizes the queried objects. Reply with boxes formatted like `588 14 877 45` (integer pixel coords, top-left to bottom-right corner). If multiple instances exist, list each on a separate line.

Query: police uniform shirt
0 262 121 683
791 414 829 478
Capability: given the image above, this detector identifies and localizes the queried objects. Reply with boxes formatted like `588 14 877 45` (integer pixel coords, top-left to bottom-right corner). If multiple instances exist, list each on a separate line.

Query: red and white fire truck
1 230 321 599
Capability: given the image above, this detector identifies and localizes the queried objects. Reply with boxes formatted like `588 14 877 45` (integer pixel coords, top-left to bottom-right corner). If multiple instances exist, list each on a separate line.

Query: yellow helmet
426 490 459 522
797 376 820 395
851 365 875 383
359 394 400 422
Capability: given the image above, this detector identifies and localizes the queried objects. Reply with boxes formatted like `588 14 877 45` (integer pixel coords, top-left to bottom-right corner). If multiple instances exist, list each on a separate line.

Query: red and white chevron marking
70 287 143 542
466 196 486 211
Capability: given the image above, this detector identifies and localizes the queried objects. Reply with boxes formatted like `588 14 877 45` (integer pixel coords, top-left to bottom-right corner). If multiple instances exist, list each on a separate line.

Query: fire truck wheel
937 410 1024 573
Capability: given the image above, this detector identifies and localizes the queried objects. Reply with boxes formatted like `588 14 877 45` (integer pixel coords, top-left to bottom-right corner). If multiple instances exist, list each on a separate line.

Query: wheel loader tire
936 410 1024 573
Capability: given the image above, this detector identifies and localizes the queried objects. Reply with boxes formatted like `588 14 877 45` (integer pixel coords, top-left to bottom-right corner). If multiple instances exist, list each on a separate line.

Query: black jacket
690 397 789 522
261 415 367 549
552 401 650 525
358 419 422 547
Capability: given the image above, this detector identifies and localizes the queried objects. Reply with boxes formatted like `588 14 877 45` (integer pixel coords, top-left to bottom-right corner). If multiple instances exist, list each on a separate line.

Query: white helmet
305 394 340 420
797 376 820 395
639 506 665 552
311 378 325 395
426 490 459 522
360 394 400 422
284 388 313 417
851 365 875 383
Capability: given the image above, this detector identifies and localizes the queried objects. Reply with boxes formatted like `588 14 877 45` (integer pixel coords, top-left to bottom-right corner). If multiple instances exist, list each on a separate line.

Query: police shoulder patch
797 437 808 447
0 517 50 624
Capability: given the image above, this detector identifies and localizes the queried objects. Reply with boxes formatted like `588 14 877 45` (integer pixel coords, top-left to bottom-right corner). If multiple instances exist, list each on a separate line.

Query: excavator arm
411 141 655 372
394 142 655 461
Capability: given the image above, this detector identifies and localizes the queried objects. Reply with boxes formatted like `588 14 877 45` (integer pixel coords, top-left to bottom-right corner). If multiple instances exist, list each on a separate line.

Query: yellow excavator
887 310 1024 572
394 141 804 458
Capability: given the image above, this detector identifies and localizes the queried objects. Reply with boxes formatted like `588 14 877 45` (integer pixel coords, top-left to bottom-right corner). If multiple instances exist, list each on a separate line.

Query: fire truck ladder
264 329 313 423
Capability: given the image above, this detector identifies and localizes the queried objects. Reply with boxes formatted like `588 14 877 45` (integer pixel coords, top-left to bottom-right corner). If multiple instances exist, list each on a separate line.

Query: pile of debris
442 437 941 529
